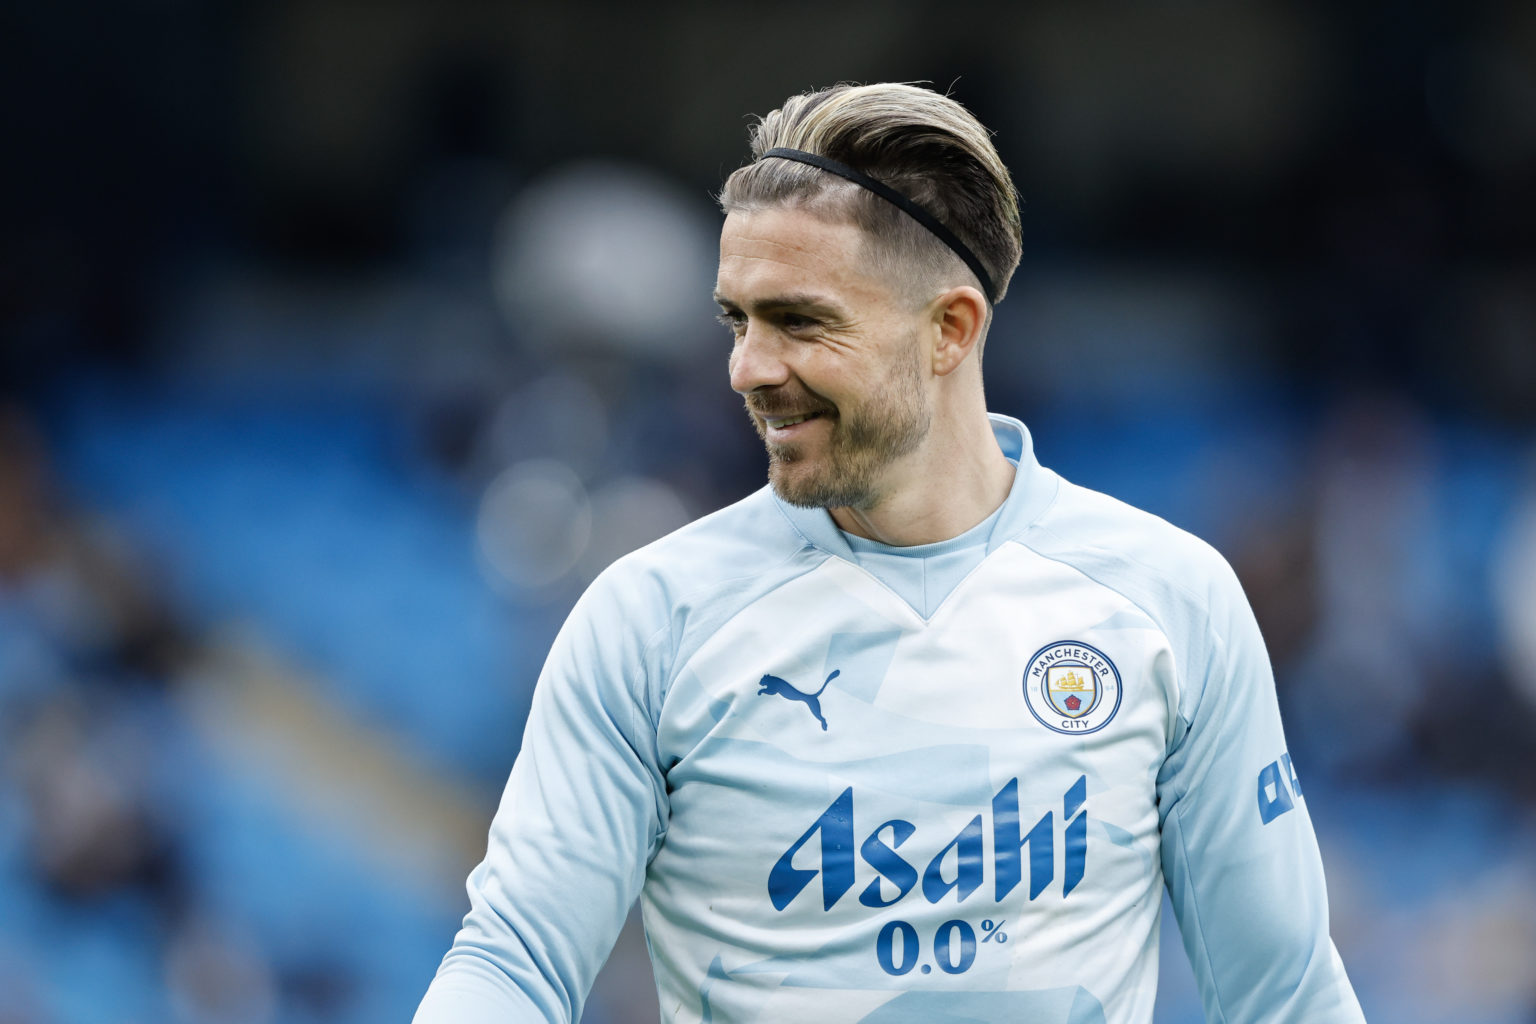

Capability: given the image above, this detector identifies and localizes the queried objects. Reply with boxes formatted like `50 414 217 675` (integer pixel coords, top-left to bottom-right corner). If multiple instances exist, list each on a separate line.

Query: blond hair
719 83 1022 307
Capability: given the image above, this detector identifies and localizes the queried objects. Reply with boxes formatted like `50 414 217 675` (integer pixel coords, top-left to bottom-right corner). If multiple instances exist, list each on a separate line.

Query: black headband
762 146 996 303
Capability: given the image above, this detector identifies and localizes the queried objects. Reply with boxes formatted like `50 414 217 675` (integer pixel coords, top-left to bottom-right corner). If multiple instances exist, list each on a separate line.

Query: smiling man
415 83 1366 1024
716 206 995 542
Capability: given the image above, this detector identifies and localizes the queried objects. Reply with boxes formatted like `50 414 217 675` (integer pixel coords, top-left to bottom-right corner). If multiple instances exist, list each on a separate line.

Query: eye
715 310 747 336
779 313 818 332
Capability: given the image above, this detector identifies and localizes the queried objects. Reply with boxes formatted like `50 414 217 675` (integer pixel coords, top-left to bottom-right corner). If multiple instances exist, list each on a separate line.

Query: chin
767 458 826 508
768 457 871 510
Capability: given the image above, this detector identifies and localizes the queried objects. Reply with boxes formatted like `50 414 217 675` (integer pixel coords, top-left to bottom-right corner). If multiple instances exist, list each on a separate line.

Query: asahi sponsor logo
768 776 1089 913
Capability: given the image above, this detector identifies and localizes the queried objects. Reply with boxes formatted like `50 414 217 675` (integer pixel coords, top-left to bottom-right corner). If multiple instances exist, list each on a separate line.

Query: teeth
767 414 812 428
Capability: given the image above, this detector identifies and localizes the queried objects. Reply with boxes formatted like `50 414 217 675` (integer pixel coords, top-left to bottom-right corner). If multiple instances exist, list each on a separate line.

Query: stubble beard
748 343 931 511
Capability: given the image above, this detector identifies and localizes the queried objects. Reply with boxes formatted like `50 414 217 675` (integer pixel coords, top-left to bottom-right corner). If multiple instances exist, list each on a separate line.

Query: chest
652 549 1175 907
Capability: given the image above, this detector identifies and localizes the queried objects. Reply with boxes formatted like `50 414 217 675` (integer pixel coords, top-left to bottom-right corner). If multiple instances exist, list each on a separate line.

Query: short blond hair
719 83 1022 307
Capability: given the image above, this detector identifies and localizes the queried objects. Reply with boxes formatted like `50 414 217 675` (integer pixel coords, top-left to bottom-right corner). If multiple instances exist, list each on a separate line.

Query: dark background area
2 2 1534 1022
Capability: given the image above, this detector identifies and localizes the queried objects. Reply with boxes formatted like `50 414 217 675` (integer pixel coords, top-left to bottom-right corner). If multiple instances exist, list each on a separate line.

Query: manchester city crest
1023 641 1123 735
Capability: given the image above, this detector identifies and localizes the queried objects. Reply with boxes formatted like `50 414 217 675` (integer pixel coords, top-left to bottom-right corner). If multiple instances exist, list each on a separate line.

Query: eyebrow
711 291 845 317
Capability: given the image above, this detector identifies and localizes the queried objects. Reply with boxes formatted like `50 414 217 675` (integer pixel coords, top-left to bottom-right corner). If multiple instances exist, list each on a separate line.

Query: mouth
754 407 834 443
745 390 837 445
763 411 826 429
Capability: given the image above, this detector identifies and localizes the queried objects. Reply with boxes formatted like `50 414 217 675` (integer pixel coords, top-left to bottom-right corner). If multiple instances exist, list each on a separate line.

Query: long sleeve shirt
415 414 1365 1024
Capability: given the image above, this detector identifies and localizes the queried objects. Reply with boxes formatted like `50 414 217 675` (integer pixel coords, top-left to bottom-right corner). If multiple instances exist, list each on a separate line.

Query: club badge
1023 641 1122 735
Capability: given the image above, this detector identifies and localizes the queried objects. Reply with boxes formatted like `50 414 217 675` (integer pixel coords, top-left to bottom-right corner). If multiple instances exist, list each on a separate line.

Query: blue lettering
1256 759 1295 825
769 787 855 910
921 815 984 904
992 779 1055 901
1282 752 1302 798
859 819 918 908
875 920 919 975
1063 775 1088 896
773 775 1091 912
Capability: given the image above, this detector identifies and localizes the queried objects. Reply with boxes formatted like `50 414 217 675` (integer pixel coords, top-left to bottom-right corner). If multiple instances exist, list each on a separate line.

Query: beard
745 341 931 510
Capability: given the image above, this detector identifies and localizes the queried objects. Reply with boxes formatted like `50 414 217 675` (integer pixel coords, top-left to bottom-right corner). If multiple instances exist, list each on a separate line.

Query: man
415 83 1366 1023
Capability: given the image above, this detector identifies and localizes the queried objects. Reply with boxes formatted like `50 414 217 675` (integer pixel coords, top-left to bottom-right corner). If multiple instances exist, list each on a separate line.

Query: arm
1157 556 1365 1023
415 571 669 1024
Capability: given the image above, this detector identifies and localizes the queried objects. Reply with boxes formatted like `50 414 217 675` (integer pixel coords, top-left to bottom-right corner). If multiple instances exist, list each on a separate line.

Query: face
715 206 932 510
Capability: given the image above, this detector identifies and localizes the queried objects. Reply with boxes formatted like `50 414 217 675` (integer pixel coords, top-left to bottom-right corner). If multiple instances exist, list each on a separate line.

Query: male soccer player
415 83 1366 1023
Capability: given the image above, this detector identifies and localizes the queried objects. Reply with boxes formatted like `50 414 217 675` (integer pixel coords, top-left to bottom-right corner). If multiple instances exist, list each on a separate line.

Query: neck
830 408 1014 546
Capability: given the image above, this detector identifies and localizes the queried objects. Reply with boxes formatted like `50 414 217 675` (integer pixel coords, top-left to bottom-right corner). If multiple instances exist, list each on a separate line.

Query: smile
764 412 823 429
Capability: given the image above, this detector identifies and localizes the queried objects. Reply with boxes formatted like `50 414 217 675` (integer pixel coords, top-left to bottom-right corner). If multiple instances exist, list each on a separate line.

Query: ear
928 286 988 377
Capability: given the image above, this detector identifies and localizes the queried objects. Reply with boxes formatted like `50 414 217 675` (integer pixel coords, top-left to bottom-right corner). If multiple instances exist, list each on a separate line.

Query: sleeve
1156 555 1366 1024
414 569 670 1024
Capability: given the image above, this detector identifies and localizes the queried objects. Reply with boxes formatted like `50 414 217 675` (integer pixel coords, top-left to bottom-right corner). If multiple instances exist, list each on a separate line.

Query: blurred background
2 1 1534 1021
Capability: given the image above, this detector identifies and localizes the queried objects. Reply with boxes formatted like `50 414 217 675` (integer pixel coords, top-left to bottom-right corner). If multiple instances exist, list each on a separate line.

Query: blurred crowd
4 1 1536 1022
0 400 458 1023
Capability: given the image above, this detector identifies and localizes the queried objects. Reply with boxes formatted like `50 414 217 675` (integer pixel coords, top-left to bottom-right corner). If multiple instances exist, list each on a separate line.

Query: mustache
743 388 837 419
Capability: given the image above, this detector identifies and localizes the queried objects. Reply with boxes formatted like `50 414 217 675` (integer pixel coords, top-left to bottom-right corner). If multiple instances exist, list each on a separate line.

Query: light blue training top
416 414 1366 1024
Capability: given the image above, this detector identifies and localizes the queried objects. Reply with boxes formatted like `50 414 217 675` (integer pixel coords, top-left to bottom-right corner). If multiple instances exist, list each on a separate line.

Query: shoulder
596 486 814 605
1028 476 1238 599
566 486 824 667
1008 473 1251 672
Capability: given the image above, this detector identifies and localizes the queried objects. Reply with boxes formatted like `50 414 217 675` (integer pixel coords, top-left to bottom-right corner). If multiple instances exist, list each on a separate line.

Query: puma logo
756 669 840 731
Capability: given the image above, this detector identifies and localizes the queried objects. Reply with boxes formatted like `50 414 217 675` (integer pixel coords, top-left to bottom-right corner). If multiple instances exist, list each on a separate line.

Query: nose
728 321 791 395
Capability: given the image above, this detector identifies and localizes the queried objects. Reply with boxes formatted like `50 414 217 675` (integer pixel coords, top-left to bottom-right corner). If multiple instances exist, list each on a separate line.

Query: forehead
715 206 893 308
